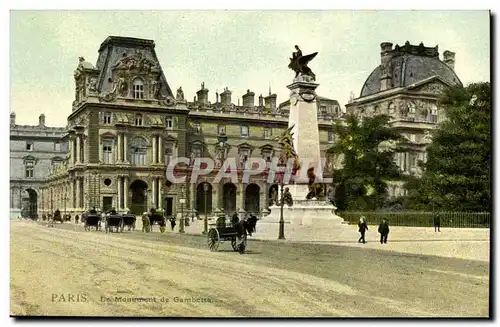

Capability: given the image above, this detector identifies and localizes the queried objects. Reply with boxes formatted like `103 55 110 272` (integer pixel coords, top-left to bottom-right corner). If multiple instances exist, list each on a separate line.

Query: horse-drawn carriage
121 213 136 231
82 209 102 231
148 209 166 233
207 214 258 253
104 211 123 233
52 210 64 224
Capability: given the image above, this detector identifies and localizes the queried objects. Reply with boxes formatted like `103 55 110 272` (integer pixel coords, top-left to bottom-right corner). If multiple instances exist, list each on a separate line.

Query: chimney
443 50 456 71
258 94 264 107
380 42 393 91
220 87 232 108
196 82 209 105
10 112 15 126
39 113 45 127
264 93 277 112
216 90 219 103
242 89 255 107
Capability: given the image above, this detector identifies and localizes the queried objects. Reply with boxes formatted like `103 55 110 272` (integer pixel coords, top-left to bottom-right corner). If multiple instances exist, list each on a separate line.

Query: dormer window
320 105 327 114
103 112 112 125
135 114 143 126
133 78 144 99
193 122 201 134
430 104 438 123
328 131 335 143
26 142 33 151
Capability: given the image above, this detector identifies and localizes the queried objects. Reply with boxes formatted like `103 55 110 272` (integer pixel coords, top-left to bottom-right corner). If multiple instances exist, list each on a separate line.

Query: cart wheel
207 228 220 252
231 237 238 252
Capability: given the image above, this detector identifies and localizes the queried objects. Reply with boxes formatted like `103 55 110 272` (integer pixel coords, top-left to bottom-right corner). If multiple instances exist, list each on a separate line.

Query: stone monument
261 46 345 229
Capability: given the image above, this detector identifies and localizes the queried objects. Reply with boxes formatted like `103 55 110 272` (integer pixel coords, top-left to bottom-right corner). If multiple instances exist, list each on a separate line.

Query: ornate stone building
9 113 67 219
40 36 344 217
345 41 462 197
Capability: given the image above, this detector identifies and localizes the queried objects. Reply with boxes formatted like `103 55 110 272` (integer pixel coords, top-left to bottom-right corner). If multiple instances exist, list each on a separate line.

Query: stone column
237 183 245 211
124 176 129 210
76 135 81 164
69 179 73 210
213 182 220 211
78 178 83 209
190 181 196 213
152 136 157 164
260 182 267 212
69 137 74 165
158 136 163 164
83 137 87 163
117 134 122 162
99 137 103 163
117 176 122 209
157 177 162 209
151 177 156 209
123 134 128 163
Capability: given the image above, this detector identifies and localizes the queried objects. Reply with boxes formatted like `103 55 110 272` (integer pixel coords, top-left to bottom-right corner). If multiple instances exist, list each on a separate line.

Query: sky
9 10 490 127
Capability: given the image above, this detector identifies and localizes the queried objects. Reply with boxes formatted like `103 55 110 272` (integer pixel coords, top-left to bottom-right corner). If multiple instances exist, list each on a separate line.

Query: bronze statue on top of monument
288 45 318 81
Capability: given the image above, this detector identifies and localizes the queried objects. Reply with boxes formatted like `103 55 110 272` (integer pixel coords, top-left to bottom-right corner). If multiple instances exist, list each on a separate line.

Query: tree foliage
328 114 404 211
405 82 491 212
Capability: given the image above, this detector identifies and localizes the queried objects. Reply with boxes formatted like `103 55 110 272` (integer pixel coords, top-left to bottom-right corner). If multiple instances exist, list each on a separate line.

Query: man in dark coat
358 216 368 244
231 212 240 226
433 213 441 232
234 218 247 254
378 219 390 244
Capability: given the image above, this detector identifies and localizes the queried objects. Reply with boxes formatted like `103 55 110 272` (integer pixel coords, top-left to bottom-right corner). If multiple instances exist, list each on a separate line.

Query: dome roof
360 47 462 97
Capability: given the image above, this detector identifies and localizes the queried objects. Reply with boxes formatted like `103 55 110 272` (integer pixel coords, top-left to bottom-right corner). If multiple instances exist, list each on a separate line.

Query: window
320 105 327 114
264 127 272 139
410 153 417 168
130 137 147 165
165 116 173 130
54 142 61 151
193 122 201 134
262 150 273 163
52 159 62 169
135 114 143 126
409 134 416 142
217 125 225 135
239 149 250 168
191 146 202 158
328 131 335 143
26 142 33 151
103 112 112 125
165 145 173 166
25 161 34 178
430 104 438 123
102 139 113 164
241 125 249 137
133 78 144 99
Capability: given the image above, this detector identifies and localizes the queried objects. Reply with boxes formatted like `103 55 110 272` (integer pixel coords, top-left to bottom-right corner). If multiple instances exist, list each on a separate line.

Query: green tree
406 82 491 212
328 114 404 211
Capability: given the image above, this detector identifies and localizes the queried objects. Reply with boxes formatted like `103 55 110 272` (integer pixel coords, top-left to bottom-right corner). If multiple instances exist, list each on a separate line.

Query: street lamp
203 182 209 234
179 184 186 233
277 163 286 240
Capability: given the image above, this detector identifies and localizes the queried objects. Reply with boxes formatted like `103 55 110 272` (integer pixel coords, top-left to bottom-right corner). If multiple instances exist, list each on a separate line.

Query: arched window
133 78 144 99
130 137 147 165
25 160 35 178
135 114 143 126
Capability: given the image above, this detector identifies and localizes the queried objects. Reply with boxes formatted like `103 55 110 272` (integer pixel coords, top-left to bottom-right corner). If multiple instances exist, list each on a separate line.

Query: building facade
345 41 462 197
38 36 343 218
9 113 67 219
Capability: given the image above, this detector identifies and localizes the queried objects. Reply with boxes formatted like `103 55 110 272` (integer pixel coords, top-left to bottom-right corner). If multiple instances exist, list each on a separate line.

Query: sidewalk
180 219 490 262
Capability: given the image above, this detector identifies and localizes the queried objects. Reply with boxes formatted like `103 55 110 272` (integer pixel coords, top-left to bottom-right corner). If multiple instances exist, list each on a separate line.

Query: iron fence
339 211 490 228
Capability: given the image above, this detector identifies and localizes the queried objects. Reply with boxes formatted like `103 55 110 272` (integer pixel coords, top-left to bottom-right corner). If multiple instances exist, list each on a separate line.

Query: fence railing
338 211 490 228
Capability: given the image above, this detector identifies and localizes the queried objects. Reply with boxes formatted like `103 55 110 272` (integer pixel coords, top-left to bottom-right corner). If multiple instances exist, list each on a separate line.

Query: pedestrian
433 213 441 232
142 213 150 233
169 216 176 231
235 217 248 254
358 216 368 244
231 211 239 226
378 219 390 244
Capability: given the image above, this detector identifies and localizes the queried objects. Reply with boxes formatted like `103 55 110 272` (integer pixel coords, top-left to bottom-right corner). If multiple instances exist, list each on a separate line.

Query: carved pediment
115 51 159 73
414 82 446 95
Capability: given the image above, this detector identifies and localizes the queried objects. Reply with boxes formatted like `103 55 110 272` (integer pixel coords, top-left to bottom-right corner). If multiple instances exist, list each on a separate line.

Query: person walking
358 216 368 243
433 213 441 232
378 219 390 244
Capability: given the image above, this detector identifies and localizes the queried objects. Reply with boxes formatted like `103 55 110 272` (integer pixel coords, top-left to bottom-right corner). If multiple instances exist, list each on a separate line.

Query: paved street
11 220 489 317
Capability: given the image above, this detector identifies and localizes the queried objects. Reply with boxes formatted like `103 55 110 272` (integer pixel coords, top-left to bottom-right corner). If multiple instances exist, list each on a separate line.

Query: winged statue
288 45 318 80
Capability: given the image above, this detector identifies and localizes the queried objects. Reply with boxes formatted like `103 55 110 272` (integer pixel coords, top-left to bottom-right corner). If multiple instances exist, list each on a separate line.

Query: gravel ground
10 220 490 317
